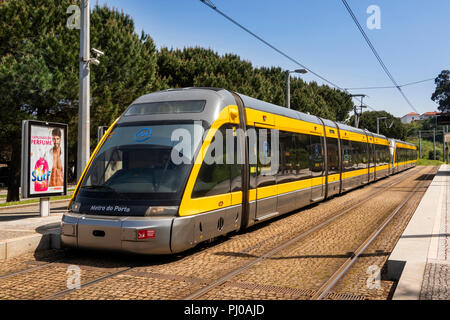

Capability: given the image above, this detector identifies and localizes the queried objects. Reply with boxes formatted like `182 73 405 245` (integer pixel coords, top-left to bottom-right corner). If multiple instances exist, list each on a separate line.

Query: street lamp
376 116 387 134
286 69 307 108
77 1 104 181
77 0 90 181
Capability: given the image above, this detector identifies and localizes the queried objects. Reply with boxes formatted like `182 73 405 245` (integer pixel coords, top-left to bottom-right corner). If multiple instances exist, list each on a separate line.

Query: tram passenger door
254 127 278 221
310 135 325 202
366 134 375 182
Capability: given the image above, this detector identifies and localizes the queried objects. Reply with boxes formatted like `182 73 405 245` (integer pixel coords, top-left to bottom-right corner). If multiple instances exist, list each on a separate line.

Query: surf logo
134 128 152 142
32 157 51 191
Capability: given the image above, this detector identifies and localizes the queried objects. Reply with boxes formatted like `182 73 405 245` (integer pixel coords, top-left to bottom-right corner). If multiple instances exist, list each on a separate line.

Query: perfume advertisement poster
29 124 66 196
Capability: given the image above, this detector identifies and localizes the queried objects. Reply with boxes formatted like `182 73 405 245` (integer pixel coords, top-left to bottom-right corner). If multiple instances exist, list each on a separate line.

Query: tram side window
375 144 381 165
352 141 363 170
230 126 242 192
327 137 340 175
192 125 232 198
377 144 389 166
293 133 311 180
256 127 278 188
368 142 375 167
356 141 368 169
341 139 354 172
247 126 257 190
309 135 324 177
277 131 297 184
384 145 390 164
351 141 359 170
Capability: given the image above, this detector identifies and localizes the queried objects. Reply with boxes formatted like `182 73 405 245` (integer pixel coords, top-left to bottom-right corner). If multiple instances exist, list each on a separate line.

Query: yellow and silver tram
62 88 417 254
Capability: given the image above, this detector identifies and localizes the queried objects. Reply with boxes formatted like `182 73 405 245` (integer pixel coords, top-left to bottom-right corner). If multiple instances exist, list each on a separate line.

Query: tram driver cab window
192 124 241 198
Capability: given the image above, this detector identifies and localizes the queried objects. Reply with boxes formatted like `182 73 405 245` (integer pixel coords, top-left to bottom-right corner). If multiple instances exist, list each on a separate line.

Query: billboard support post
40 197 50 217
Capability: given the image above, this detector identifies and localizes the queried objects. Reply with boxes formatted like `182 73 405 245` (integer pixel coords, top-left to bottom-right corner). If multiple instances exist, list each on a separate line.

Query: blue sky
93 0 450 117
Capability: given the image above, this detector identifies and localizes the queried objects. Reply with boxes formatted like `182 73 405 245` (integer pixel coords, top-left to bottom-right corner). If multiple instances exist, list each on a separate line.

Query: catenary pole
285 71 290 109
418 130 421 159
433 128 436 160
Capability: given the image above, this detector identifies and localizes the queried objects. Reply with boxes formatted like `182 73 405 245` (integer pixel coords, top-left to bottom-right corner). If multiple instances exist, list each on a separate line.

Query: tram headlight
71 201 81 213
144 206 178 216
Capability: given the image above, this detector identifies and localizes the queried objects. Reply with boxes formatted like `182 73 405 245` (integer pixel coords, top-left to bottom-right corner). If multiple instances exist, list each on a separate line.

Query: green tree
156 47 353 121
348 111 406 140
89 4 162 153
432 70 450 112
0 1 160 201
0 0 79 201
315 85 354 122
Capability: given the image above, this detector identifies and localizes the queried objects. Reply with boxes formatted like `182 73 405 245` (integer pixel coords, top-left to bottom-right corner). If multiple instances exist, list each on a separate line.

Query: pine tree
0 0 161 201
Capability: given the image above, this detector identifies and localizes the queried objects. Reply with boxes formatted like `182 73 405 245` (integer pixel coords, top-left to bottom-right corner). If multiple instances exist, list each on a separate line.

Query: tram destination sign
21 120 68 199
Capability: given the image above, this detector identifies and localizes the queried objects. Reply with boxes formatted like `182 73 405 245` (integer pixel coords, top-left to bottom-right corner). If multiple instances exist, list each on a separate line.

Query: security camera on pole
77 0 104 181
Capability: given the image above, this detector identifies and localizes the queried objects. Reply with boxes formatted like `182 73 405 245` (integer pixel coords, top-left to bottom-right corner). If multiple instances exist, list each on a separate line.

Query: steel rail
43 266 135 300
311 167 435 300
182 166 426 300
1 167 421 300
0 262 57 280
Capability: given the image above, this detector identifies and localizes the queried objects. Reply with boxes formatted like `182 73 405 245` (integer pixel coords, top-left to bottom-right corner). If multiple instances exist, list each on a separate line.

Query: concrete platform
388 165 450 300
0 201 67 260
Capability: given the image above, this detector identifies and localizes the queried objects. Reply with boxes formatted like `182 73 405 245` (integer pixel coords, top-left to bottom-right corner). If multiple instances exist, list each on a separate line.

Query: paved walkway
0 200 68 260
389 165 450 300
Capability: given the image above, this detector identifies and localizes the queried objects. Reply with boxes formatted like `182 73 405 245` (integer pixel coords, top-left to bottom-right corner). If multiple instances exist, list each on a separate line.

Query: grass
406 136 447 166
0 194 72 207
407 137 445 161
417 159 445 166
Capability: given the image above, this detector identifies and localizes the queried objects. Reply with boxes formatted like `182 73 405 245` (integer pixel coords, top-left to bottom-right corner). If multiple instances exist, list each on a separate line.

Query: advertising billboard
21 120 68 198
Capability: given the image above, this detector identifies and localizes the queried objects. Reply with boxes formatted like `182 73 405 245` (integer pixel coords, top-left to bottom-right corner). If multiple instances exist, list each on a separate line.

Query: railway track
0 166 432 300
311 167 435 300
182 166 433 300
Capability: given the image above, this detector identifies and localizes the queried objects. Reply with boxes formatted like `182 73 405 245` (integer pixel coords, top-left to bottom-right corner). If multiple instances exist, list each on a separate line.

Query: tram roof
122 87 389 141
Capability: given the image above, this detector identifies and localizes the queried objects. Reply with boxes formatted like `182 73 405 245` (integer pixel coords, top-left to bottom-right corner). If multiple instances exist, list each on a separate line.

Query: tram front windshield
80 123 204 200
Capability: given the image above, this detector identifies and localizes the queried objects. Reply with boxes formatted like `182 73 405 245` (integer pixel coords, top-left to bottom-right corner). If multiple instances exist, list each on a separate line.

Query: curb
0 230 61 261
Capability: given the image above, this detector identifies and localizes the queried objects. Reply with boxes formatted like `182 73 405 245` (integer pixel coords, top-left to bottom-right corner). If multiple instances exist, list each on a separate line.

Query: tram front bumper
61 212 174 254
